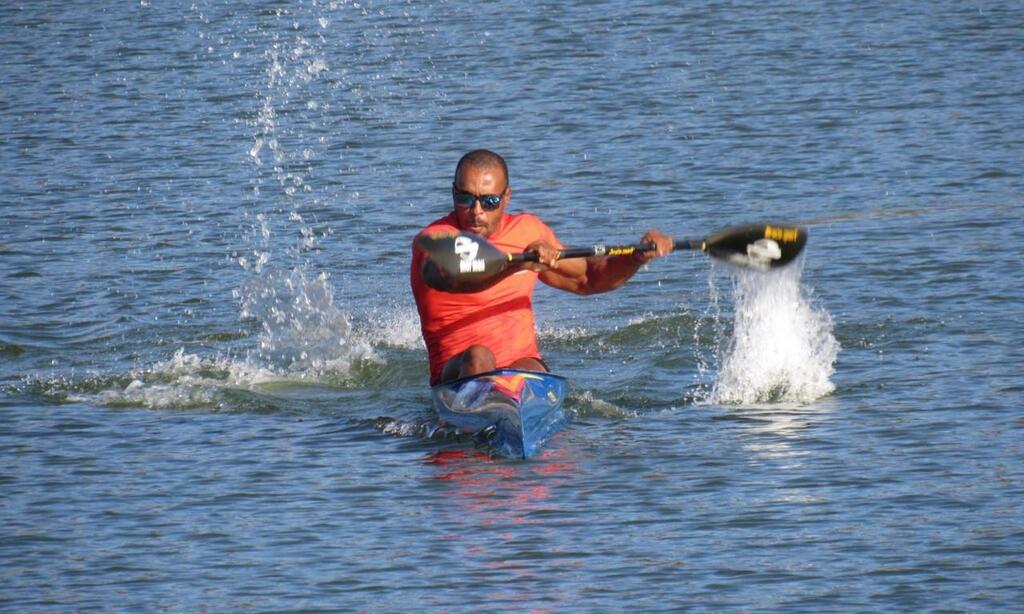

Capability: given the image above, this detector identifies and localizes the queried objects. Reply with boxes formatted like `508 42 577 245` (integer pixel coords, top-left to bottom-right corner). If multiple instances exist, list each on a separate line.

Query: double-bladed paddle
416 223 807 292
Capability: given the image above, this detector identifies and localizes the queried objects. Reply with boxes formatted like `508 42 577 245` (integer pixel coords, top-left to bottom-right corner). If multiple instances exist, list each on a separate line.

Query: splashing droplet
705 262 839 404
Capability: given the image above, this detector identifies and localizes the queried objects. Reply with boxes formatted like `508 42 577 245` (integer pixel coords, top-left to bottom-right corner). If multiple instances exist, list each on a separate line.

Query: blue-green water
3 1 1022 610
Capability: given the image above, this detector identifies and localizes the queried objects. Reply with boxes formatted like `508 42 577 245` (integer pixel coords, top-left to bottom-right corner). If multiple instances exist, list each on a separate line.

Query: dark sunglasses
452 184 505 211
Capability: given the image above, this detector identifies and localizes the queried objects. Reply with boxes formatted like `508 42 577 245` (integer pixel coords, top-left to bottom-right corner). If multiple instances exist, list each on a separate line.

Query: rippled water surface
3 0 1022 610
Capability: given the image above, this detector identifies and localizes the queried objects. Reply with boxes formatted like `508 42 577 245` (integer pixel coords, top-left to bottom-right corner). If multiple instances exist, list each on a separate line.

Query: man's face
452 163 509 238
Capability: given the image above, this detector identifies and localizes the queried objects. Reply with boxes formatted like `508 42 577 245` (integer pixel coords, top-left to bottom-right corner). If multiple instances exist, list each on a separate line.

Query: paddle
416 223 807 292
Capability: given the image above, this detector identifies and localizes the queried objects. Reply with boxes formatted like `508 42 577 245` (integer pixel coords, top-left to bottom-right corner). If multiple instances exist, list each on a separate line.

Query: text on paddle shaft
591 245 637 257
606 247 638 257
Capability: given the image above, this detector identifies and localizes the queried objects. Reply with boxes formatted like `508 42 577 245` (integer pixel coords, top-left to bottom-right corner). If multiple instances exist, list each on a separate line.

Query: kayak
430 369 568 459
430 369 568 458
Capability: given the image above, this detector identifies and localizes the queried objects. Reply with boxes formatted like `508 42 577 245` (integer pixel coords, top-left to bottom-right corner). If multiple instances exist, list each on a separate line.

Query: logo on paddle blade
454 236 485 274
732 238 782 271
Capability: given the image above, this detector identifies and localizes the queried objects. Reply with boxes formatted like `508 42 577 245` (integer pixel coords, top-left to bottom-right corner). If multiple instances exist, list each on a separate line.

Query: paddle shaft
509 239 702 263
415 223 806 293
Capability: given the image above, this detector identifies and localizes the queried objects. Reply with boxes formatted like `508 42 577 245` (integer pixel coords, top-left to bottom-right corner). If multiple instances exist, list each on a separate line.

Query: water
3 0 1022 610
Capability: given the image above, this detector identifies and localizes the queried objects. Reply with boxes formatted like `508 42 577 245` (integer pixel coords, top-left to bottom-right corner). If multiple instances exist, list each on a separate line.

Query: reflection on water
426 449 577 525
732 398 838 463
423 449 581 610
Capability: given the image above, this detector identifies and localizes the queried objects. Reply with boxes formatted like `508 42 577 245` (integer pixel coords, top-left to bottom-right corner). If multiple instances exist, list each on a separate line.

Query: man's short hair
454 149 508 183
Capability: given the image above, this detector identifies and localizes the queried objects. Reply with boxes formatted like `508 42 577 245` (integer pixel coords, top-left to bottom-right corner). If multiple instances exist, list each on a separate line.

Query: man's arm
528 230 673 296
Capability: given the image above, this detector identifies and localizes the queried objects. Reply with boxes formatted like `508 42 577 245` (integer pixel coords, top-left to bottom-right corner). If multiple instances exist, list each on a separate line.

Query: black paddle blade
415 231 512 292
701 224 807 270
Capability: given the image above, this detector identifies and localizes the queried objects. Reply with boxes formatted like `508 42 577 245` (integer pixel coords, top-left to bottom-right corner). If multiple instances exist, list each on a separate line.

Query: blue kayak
430 369 568 459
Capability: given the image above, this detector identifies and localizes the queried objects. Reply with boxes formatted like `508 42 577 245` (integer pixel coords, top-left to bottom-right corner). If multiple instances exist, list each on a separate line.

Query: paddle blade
415 231 512 292
702 224 807 270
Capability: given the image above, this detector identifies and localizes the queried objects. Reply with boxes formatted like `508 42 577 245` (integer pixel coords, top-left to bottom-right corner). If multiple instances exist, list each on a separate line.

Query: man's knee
508 356 548 373
461 345 496 370
440 345 497 383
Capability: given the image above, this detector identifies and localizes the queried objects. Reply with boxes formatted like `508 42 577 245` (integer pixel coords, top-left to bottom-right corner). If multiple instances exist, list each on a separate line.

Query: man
411 149 673 385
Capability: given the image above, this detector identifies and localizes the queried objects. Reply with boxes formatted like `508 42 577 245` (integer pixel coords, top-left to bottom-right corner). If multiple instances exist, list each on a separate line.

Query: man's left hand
523 240 561 271
635 229 674 263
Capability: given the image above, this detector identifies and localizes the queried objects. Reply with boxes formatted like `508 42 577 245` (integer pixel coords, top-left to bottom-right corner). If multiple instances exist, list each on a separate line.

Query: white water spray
57 2 424 412
235 3 368 377
704 261 839 405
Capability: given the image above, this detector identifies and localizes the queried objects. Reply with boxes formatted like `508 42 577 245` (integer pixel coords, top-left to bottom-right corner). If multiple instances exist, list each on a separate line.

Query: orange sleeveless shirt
410 212 562 384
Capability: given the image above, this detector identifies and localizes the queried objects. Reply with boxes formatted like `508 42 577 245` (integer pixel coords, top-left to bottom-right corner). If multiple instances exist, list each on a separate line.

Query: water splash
693 269 728 400
235 266 376 374
358 305 424 350
564 390 637 419
234 1 370 378
536 322 592 343
30 3 437 413
701 261 839 405
57 349 281 412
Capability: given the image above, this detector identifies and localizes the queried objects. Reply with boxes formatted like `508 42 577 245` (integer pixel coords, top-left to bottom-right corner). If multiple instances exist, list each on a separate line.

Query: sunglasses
452 184 505 211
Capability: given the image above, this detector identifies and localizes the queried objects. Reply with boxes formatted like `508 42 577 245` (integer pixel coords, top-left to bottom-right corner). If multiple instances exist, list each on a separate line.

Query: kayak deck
430 369 568 459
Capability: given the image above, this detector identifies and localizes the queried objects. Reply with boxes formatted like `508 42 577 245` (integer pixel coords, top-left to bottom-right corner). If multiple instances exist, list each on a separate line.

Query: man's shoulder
489 212 560 251
501 211 552 233
418 213 459 234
